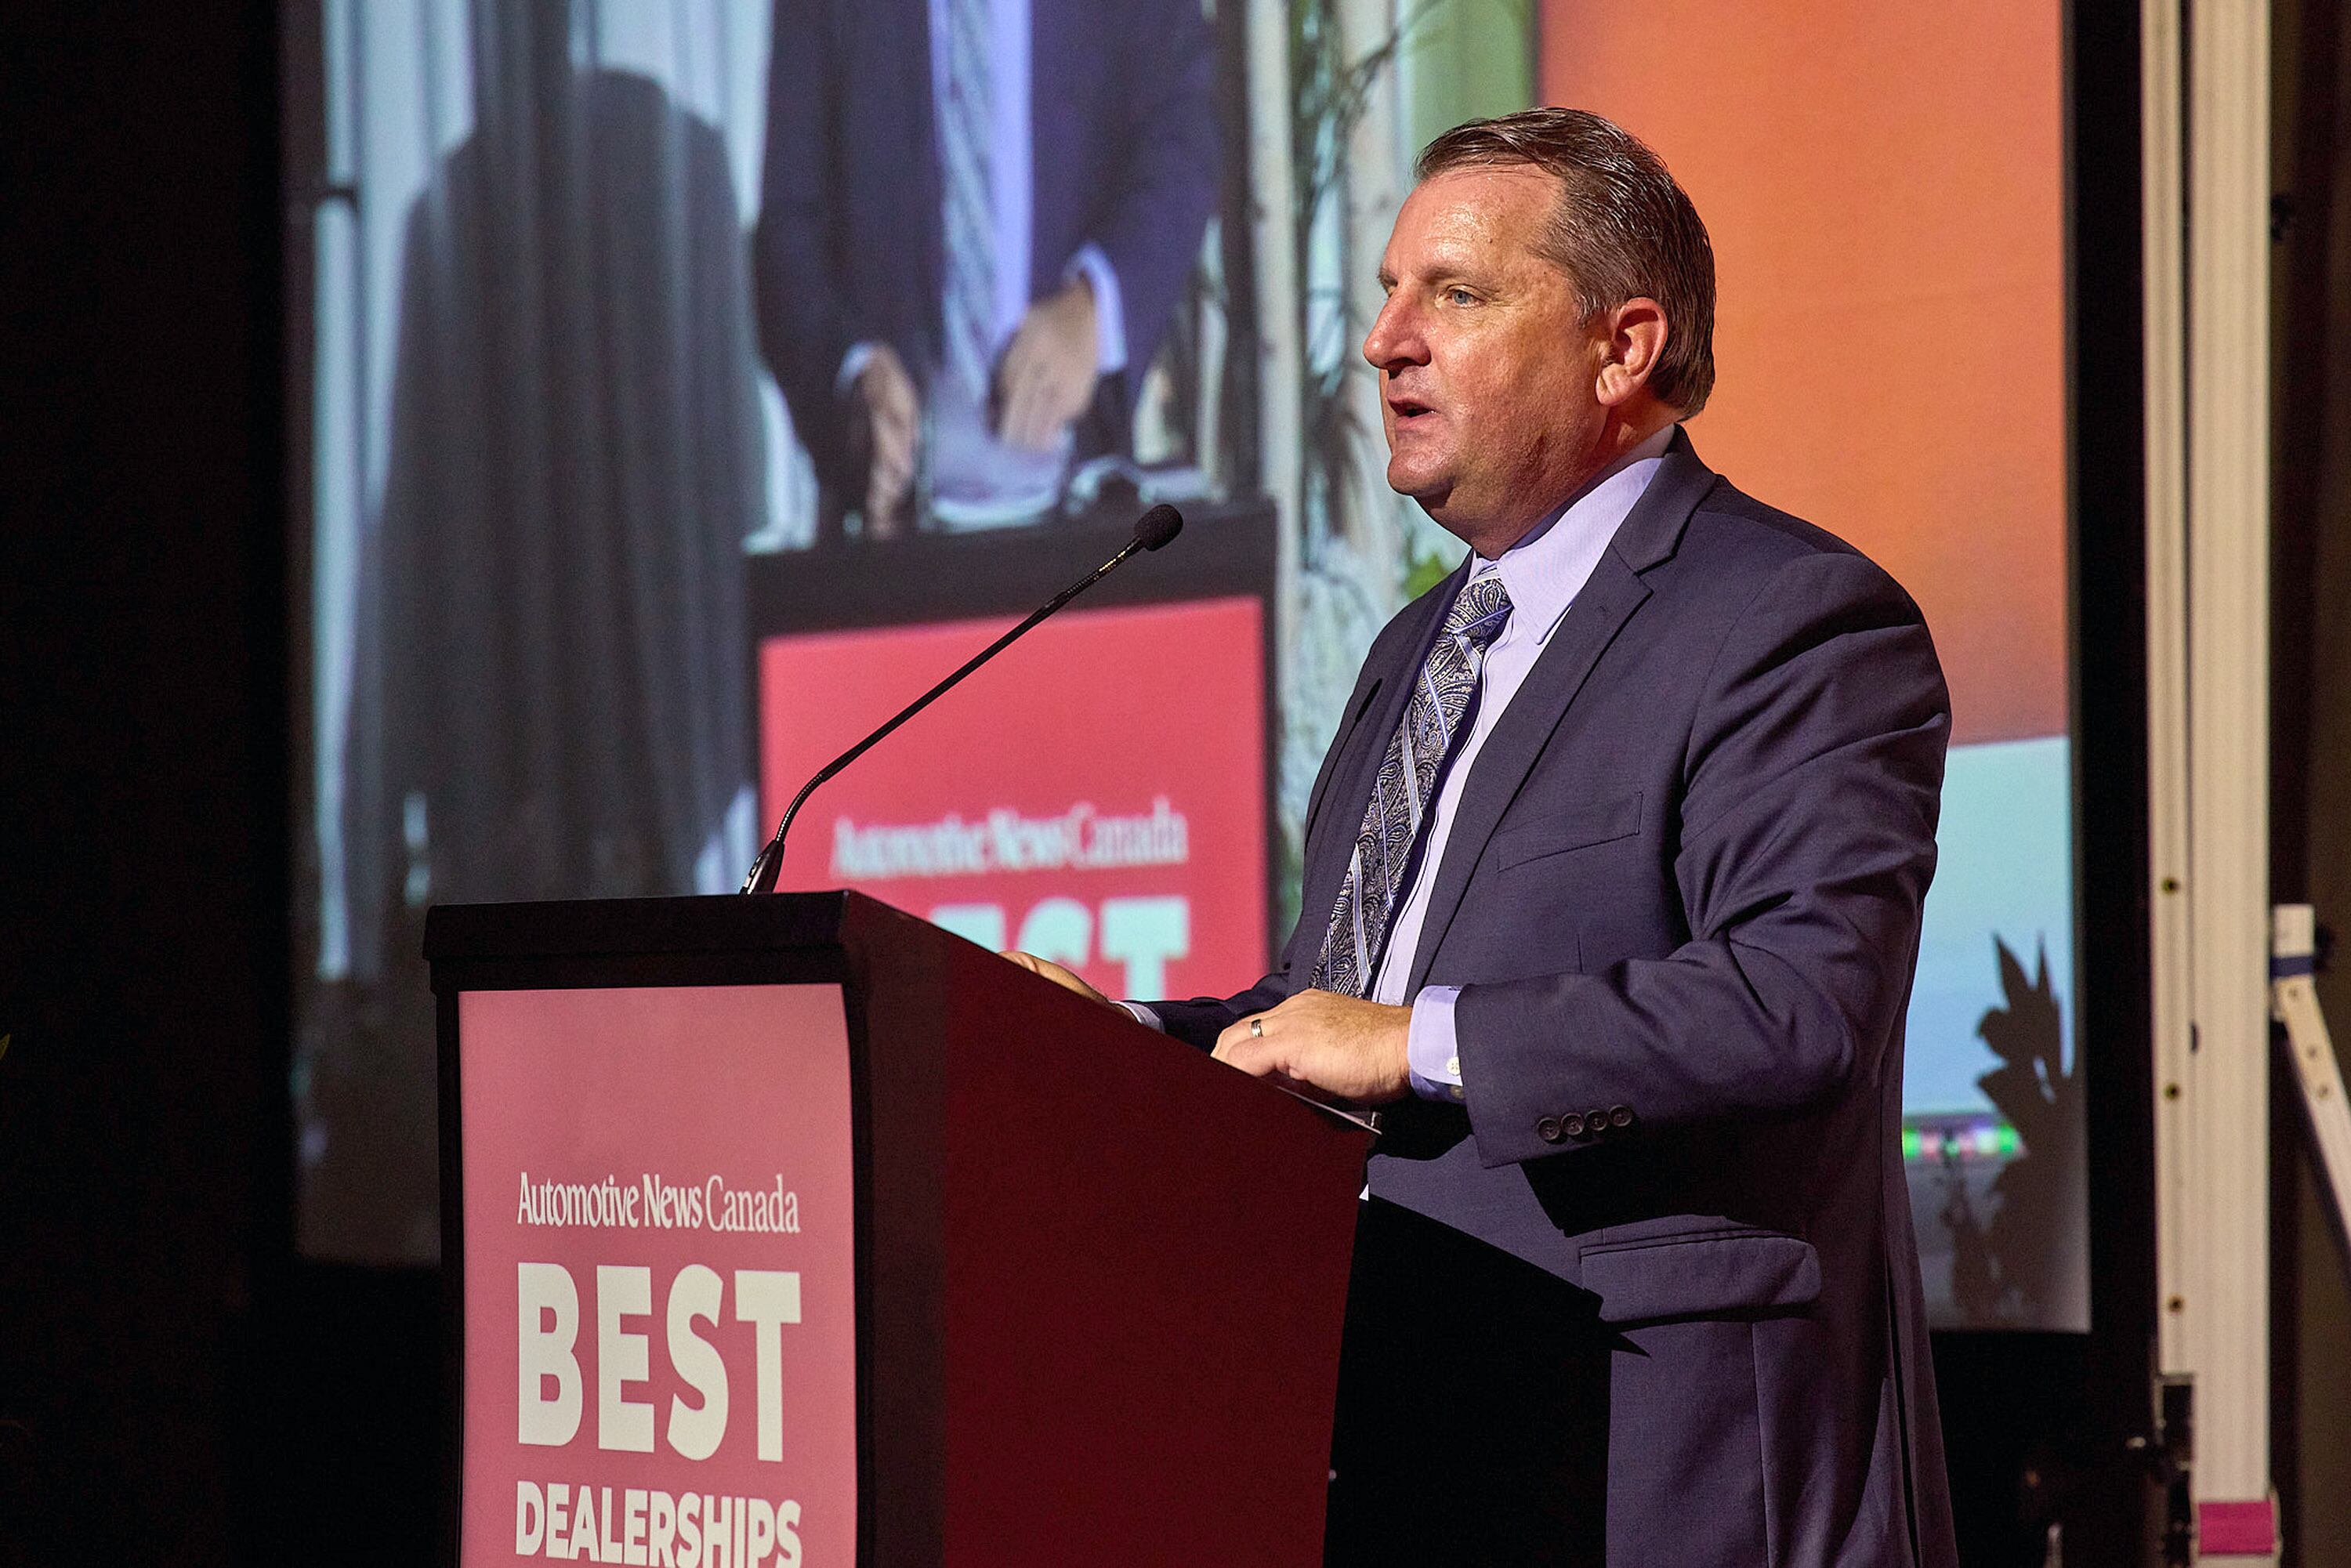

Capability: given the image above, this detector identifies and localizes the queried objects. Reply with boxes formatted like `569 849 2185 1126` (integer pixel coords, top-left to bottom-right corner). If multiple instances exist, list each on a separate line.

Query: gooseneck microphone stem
739 505 1183 895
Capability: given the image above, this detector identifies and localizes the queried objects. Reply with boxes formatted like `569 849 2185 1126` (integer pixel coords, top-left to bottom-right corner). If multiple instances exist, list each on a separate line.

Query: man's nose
1362 295 1425 371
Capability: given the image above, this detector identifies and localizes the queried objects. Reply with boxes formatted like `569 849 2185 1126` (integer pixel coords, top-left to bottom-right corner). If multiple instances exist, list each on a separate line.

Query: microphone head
1133 503 1183 552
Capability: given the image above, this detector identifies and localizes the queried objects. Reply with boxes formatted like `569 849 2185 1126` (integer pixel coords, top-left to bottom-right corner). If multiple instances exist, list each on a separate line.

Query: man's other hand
1002 950 1112 1006
995 279 1099 451
1212 990 1413 1106
853 343 919 538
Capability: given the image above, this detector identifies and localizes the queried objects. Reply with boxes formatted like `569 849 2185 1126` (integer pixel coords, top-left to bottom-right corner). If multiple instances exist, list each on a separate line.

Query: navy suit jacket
1154 434 1960 1566
752 0 1217 502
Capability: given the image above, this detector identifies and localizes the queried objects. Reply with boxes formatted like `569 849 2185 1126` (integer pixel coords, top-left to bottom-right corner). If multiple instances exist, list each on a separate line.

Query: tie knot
1444 571 1512 650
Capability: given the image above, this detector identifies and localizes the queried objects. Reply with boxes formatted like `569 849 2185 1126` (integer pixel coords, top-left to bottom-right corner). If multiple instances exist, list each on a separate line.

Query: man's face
1363 165 1609 552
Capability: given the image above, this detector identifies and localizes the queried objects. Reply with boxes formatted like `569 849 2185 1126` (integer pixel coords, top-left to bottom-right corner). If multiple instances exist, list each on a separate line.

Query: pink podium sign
458 985 857 1566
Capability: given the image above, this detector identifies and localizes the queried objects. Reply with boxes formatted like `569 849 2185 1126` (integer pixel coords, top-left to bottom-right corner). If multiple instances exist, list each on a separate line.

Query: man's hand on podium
998 956 1413 1110
1001 951 1115 1007
994 276 1100 451
1212 990 1413 1108
849 343 919 538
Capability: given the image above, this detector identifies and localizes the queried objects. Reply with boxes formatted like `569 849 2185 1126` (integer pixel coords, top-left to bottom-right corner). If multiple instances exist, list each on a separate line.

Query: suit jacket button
1587 1109 1610 1136
1559 1113 1585 1139
1537 1116 1565 1143
1610 1104 1634 1128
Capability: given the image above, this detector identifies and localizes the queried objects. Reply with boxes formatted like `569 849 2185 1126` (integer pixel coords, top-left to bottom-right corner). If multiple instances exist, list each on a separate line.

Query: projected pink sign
459 985 857 1566
759 597 1268 1001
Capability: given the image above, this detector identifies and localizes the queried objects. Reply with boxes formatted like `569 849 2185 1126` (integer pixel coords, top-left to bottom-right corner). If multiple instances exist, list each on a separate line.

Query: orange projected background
1542 2 2067 745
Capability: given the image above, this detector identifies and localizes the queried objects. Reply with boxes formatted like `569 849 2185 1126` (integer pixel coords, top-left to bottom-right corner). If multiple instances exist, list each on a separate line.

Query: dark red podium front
427 891 1371 1567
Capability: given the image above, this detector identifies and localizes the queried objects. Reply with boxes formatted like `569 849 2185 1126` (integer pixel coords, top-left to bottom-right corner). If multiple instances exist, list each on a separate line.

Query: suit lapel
892 0 942 316
1400 436 1721 993
1027 0 1074 295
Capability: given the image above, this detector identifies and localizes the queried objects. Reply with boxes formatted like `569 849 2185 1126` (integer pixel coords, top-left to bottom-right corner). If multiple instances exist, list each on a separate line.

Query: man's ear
1595 297 1668 408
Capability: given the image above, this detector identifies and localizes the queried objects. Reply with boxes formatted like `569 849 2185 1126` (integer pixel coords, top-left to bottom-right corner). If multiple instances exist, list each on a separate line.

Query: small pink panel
2198 1498 2279 1555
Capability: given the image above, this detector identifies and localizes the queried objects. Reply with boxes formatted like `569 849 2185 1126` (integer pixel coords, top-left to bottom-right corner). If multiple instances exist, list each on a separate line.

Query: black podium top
426 889 855 962
422 890 962 998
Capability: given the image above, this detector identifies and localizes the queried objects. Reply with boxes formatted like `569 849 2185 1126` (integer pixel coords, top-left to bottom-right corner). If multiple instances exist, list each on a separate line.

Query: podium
426 891 1372 1566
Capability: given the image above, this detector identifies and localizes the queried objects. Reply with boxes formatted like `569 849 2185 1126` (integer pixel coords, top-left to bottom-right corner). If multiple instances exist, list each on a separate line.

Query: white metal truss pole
1247 0 1304 692
2184 0 2273 1539
2143 0 2193 1394
2148 0 2279 1559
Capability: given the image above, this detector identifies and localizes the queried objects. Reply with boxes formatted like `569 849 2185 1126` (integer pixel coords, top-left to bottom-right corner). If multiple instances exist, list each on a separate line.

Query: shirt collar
1470 424 1677 645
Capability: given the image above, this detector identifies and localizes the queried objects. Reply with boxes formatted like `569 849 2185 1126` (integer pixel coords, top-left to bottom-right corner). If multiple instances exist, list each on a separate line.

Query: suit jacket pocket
1580 1229 1821 1324
1491 790 1643 871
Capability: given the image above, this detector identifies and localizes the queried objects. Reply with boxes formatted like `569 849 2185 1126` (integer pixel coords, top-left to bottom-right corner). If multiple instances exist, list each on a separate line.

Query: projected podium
426 891 1371 1567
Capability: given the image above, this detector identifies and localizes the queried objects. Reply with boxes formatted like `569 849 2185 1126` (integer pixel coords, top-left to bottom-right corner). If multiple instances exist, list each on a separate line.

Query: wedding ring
1249 1017 1265 1038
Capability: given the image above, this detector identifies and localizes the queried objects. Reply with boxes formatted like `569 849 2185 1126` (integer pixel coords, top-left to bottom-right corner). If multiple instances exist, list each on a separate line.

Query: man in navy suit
1015 108 1958 1564
753 0 1217 535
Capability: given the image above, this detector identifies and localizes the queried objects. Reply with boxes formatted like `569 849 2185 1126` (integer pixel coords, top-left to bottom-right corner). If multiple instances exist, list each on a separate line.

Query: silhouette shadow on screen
310 9 762 1258
1942 936 2085 1324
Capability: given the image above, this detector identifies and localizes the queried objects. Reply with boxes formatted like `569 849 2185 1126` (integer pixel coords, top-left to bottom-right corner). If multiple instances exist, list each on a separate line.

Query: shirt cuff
1115 1000 1164 1031
1064 244 1128 376
835 341 880 400
1406 985 1465 1102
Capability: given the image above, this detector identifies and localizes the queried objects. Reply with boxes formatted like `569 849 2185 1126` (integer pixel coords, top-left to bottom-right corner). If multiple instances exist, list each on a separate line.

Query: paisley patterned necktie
1311 570 1513 996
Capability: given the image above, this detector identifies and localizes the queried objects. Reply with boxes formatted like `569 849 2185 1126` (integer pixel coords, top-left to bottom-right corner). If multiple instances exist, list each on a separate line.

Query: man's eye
1446 288 1476 306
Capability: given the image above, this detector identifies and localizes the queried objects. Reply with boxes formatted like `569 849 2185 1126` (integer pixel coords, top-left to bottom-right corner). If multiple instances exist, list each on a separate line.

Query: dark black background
0 3 2158 1562
0 3 435 1561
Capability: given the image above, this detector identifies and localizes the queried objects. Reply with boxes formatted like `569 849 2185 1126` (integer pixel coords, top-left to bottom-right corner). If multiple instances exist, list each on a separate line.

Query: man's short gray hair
1417 107 1717 416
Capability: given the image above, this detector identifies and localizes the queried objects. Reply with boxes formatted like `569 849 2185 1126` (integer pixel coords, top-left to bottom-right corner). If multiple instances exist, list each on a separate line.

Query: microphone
739 504 1185 895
